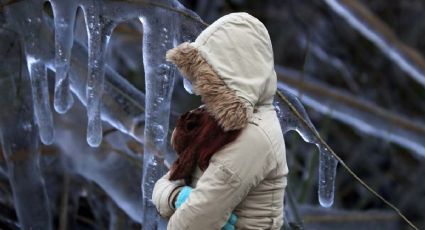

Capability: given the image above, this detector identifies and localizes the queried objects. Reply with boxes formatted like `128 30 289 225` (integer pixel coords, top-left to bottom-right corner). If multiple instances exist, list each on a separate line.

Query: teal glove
174 186 238 230
175 186 192 209
221 213 237 230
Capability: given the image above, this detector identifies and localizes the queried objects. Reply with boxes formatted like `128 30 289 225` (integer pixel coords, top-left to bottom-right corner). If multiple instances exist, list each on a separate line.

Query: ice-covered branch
276 65 425 157
324 0 425 88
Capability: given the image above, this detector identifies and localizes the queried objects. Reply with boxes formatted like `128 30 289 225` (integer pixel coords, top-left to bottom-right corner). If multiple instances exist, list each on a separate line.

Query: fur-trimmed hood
167 13 277 131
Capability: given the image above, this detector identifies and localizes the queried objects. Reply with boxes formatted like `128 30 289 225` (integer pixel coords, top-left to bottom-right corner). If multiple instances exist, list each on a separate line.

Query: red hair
169 107 242 184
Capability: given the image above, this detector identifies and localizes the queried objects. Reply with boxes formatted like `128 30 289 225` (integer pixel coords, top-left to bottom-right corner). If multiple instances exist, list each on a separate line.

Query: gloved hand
221 213 237 230
174 186 238 230
174 186 192 209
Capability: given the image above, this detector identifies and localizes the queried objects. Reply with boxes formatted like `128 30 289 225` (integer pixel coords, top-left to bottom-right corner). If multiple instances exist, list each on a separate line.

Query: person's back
152 12 288 229
233 106 287 229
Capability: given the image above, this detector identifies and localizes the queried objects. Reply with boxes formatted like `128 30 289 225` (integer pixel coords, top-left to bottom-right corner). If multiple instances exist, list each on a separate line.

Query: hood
166 13 277 131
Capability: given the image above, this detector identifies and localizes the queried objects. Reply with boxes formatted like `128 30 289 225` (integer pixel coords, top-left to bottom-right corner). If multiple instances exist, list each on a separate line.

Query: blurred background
1 0 425 229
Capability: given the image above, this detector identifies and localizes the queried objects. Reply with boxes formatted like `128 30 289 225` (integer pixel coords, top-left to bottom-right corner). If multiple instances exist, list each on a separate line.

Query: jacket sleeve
152 172 184 218
167 125 275 230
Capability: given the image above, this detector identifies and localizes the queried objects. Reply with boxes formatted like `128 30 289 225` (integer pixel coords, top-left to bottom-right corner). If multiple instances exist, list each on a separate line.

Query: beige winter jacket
152 13 288 230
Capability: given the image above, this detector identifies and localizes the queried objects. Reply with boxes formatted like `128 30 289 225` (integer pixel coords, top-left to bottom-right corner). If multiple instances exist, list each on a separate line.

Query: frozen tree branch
276 65 425 158
324 0 425 88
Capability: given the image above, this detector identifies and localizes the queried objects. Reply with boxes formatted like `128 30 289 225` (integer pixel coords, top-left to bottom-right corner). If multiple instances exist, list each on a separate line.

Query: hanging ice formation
139 1 204 228
5 0 143 148
274 89 338 208
50 0 77 114
3 0 98 147
138 10 175 230
5 0 55 146
0 29 52 230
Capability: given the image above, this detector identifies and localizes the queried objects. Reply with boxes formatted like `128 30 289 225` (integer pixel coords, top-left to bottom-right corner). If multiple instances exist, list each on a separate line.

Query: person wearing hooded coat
152 12 288 230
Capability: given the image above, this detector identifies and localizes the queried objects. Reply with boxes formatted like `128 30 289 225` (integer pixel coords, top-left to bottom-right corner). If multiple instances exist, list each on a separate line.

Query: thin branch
59 172 70 230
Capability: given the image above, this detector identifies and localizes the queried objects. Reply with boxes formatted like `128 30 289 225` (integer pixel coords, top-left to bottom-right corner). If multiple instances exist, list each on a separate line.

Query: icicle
137 4 205 227
37 12 146 145
139 3 181 227
318 146 337 207
82 1 117 147
5 0 55 145
27 58 55 145
51 0 78 114
0 29 52 229
68 41 146 143
274 89 338 207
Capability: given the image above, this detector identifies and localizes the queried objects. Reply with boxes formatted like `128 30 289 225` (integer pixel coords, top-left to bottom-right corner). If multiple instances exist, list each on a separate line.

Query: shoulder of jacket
211 122 274 167
209 122 276 185
246 117 275 150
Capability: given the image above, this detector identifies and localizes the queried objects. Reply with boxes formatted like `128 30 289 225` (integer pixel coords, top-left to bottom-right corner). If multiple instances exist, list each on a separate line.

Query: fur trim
166 42 251 131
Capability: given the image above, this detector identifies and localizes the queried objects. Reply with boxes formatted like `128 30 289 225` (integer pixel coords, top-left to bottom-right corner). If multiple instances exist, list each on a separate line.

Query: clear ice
139 1 204 227
51 0 77 114
5 0 55 145
139 7 177 230
0 29 52 229
82 1 117 147
274 89 338 207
